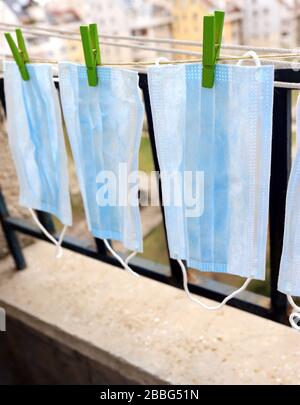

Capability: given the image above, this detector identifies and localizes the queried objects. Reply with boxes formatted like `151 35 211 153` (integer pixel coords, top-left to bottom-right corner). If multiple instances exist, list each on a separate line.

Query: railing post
0 78 6 114
0 188 26 270
269 86 291 322
94 238 107 255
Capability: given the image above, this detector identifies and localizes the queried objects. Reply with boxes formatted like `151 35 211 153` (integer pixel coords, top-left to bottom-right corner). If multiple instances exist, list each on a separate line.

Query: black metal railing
0 69 297 325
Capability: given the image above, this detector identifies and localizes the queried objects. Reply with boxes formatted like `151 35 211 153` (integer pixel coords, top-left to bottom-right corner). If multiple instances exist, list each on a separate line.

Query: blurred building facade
0 0 83 61
171 0 297 54
45 0 172 62
296 0 300 45
171 0 243 59
1 0 300 64
225 0 243 44
241 0 296 48
172 0 238 43
119 0 172 62
0 0 172 63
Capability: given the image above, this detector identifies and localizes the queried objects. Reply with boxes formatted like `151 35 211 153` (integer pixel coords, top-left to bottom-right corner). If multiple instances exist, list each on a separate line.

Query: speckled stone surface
0 241 299 385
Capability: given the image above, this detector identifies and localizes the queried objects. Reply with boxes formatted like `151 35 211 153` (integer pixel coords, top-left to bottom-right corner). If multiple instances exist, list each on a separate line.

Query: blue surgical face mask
4 61 72 255
59 63 144 261
148 53 274 307
278 95 300 330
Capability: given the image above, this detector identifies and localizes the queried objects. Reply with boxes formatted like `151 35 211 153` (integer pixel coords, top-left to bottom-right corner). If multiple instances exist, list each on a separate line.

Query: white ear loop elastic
29 208 67 258
178 259 251 310
103 239 139 277
287 295 300 331
237 50 261 67
177 51 264 310
125 250 138 264
30 211 139 273
155 56 171 66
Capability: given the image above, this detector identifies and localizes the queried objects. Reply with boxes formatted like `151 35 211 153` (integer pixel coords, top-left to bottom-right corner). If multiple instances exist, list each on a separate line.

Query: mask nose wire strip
103 239 139 277
178 259 252 310
28 208 67 258
287 295 300 330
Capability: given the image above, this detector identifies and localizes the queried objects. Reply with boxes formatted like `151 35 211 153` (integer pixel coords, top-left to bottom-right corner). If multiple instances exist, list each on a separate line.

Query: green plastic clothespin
202 10 225 88
80 23 101 86
4 28 30 81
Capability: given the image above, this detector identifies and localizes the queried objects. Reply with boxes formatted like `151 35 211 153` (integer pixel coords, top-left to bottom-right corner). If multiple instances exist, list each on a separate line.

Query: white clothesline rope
0 22 298 54
8 24 299 61
0 26 203 57
3 52 300 65
1 59 300 89
2 23 300 67
2 23 300 88
3 53 300 71
1 23 300 62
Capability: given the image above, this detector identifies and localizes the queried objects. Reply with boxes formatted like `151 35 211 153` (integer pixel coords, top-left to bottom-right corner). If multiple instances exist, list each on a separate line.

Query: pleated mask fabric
4 61 72 226
59 63 144 252
278 95 300 297
148 62 274 280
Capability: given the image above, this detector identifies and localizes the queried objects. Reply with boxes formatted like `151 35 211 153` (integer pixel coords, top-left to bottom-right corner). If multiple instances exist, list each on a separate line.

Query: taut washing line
0 22 298 54
1 24 300 89
1 23 300 60
1 23 300 59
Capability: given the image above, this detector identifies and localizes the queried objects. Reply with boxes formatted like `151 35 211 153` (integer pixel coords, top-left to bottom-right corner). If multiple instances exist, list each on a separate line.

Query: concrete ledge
0 241 299 385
